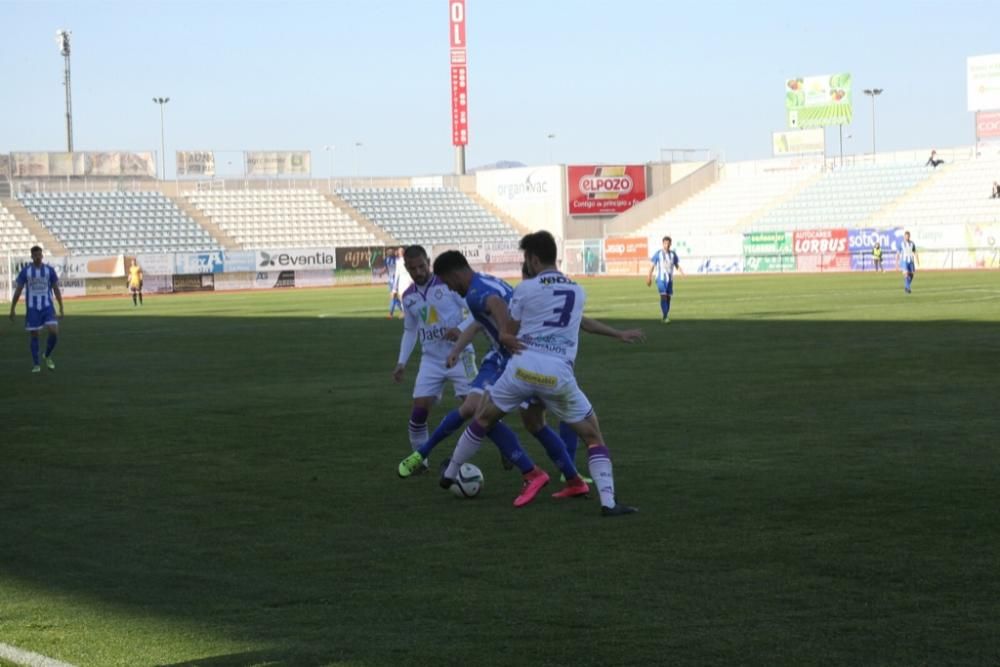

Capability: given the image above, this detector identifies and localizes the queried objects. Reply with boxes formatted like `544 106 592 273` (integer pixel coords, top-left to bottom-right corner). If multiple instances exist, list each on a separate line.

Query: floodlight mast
56 30 73 152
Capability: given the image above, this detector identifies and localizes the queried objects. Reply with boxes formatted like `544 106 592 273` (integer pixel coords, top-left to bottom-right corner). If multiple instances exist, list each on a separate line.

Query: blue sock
905 274 911 290
418 409 466 458
559 421 578 461
487 422 535 474
532 426 578 480
660 298 669 318
45 333 58 356
30 338 40 365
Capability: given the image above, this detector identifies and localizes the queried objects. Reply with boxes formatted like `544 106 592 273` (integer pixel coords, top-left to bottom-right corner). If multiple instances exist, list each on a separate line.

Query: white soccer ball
450 463 484 498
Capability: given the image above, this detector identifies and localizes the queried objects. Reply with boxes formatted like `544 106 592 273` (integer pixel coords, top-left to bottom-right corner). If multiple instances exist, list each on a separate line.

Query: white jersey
509 269 585 364
401 276 472 361
393 260 413 294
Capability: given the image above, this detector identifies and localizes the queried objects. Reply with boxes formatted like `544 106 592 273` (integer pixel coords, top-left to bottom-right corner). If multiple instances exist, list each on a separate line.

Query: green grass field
2 272 999 667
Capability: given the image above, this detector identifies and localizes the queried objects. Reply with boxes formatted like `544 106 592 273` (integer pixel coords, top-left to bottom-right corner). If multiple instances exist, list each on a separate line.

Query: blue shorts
656 278 674 295
902 261 915 274
25 306 58 331
469 351 508 394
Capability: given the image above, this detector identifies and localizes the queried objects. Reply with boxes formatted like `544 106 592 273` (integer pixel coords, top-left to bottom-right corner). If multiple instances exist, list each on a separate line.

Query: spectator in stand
925 150 944 168
992 181 999 199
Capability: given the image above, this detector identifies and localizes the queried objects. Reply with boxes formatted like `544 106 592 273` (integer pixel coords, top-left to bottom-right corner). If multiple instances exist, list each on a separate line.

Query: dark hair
30 245 42 253
403 245 428 260
662 236 672 243
519 230 557 265
433 250 470 275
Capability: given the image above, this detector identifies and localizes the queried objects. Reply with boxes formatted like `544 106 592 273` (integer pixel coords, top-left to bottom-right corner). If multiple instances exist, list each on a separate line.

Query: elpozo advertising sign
567 165 647 216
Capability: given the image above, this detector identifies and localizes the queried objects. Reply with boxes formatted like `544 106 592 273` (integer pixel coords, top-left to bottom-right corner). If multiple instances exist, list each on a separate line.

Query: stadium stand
185 189 378 249
0 201 40 251
18 191 218 254
874 157 1000 228
635 167 818 238
749 163 935 231
335 187 520 244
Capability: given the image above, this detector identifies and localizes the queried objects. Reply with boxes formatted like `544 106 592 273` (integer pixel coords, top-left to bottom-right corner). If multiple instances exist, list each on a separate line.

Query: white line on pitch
0 643 77 667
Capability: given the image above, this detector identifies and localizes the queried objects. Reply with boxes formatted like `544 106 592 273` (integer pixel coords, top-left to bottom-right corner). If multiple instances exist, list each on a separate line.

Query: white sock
408 421 428 451
587 446 616 508
445 426 484 478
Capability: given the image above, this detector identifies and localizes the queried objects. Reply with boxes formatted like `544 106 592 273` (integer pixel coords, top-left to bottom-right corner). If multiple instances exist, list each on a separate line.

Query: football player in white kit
451 231 639 517
392 246 477 471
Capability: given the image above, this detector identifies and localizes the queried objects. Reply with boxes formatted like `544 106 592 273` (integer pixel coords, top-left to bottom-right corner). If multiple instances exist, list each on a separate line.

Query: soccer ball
450 463 484 498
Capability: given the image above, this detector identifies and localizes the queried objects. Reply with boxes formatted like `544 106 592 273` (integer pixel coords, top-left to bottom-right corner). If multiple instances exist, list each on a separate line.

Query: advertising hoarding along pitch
742 231 796 273
967 54 1000 112
793 228 850 272
773 128 825 155
785 73 852 128
567 165 647 216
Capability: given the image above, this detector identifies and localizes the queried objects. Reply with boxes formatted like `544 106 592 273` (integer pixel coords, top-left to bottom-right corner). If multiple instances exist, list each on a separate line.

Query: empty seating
186 189 377 248
0 203 40 252
877 158 1000 228
637 167 817 240
335 187 519 245
17 191 217 254
750 163 935 231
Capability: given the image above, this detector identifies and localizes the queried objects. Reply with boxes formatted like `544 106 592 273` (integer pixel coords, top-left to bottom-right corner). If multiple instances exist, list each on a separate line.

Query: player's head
397 247 405 257
403 245 431 286
30 245 43 265
433 250 473 295
131 258 138 267
519 230 558 278
904 230 911 240
662 236 672 251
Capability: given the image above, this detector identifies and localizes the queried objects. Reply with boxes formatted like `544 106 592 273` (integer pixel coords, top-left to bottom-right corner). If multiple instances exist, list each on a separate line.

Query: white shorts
413 349 477 400
488 351 593 424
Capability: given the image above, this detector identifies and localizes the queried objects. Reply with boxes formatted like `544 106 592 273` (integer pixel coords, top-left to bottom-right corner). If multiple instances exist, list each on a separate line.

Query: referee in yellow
127 259 144 306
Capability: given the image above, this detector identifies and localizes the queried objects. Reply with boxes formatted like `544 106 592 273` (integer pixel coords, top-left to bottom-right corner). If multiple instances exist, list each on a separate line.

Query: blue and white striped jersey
16 263 59 311
464 272 515 357
651 248 680 281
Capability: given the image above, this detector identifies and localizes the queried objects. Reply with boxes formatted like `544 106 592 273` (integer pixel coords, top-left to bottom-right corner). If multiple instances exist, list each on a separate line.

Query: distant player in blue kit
385 247 402 318
646 235 684 322
8 246 64 373
897 231 919 294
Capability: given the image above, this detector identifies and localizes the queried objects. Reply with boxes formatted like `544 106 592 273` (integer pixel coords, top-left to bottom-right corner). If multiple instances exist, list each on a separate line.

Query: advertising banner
245 151 311 177
292 270 336 288
670 234 743 274
603 237 647 275
12 153 50 177
567 165 647 216
254 270 295 289
449 0 468 146
47 152 86 176
60 254 125 278
785 72 852 128
793 228 850 271
213 272 255 291
84 152 121 176
743 231 796 272
174 251 225 275
848 228 904 271
176 151 216 177
135 253 175 276
120 153 156 177
173 274 214 292
475 165 563 239
255 248 337 272
772 128 825 156
967 54 1000 112
976 111 1000 141
335 246 386 285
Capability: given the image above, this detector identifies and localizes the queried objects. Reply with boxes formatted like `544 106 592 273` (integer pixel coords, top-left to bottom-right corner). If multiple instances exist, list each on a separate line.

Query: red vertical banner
449 0 468 146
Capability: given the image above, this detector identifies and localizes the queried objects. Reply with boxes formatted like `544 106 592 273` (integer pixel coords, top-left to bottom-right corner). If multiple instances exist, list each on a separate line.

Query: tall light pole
324 145 335 192
152 97 170 179
56 29 73 152
863 88 883 157
546 133 556 164
353 141 363 178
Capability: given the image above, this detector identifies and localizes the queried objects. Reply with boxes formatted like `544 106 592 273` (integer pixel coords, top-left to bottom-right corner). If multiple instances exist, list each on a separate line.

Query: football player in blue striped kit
8 246 64 373
646 236 684 322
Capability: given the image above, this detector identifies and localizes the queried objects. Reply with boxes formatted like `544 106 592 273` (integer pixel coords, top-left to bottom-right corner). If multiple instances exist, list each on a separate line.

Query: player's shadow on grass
2 313 999 665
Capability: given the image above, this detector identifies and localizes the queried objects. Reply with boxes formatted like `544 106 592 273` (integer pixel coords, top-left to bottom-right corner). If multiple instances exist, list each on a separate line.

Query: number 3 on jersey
543 289 576 328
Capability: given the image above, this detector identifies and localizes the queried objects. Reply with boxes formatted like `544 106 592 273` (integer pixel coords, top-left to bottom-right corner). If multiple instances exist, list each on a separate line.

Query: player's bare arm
580 316 645 343
8 284 23 321
53 285 65 319
499 316 524 354
446 321 481 368
645 264 654 287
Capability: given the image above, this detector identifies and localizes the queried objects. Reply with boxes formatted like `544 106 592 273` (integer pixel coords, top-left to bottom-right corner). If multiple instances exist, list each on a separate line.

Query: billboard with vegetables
785 73 852 128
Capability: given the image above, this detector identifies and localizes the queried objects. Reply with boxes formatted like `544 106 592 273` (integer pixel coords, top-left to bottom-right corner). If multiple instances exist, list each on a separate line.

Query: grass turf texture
1 272 998 667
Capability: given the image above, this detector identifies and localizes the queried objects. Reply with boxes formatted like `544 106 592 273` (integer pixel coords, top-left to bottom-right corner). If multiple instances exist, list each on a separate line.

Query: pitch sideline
0 643 77 667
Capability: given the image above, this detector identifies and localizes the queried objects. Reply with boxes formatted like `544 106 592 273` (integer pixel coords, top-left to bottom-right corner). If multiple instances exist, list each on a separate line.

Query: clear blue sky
1 0 995 178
